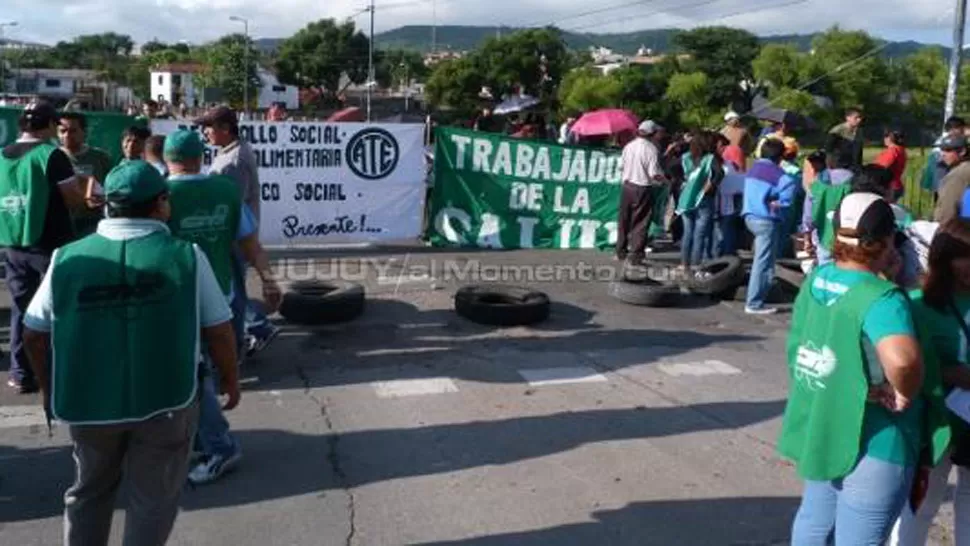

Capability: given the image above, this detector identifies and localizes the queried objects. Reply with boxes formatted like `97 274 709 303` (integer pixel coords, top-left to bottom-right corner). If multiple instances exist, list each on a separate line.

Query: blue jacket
742 159 796 221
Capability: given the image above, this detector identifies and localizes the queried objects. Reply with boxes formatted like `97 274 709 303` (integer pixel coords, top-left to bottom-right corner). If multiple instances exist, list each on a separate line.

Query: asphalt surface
0 245 955 545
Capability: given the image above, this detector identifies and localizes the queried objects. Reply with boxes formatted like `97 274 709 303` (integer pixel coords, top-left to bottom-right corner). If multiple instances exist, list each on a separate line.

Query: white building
3 68 132 109
150 63 203 107
257 68 298 110
150 63 298 110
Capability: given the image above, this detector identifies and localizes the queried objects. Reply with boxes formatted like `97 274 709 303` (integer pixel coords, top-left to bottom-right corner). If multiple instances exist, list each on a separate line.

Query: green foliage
275 19 370 95
425 28 569 114
375 49 429 90
194 34 262 110
425 57 485 115
673 26 761 111
664 71 719 128
753 44 804 90
808 26 891 118
558 69 623 114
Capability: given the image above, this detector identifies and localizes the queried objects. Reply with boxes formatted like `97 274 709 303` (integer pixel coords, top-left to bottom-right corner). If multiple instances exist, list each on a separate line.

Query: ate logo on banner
346 128 399 180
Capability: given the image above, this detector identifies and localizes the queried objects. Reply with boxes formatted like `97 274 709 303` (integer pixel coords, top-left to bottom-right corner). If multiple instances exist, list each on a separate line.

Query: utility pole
945 0 968 125
230 15 250 118
367 0 375 122
0 21 18 95
431 0 437 53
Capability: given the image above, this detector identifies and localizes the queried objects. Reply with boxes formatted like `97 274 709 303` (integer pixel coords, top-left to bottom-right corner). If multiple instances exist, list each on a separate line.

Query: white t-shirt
620 137 664 186
718 163 745 215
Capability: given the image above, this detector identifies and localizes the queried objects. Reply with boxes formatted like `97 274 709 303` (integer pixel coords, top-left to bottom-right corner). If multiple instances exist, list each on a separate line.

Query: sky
0 0 963 47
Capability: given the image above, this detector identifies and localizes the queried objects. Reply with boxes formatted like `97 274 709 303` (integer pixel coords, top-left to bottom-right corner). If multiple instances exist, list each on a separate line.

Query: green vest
167 175 242 296
50 231 199 425
0 143 55 247
811 182 852 252
779 273 898 480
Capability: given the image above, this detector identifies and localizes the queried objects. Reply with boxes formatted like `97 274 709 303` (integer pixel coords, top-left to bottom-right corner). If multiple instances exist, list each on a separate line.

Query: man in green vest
779 192 950 543
163 129 280 485
21 160 241 546
58 112 113 238
0 100 89 394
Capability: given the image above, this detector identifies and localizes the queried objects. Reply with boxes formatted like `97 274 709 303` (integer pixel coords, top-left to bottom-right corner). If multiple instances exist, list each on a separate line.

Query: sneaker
246 324 281 357
188 451 242 485
644 246 654 254
7 377 38 394
745 306 778 315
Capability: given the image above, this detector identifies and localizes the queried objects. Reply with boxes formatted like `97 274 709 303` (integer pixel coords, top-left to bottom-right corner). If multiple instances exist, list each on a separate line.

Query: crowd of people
0 100 286 545
610 105 970 543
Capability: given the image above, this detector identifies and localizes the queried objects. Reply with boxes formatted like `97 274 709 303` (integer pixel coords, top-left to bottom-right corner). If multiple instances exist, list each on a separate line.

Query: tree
673 26 761 111
375 49 428 90
664 71 719 128
557 68 623 114
275 19 370 96
753 44 804 90
808 27 891 122
903 47 948 133
194 34 261 109
425 56 485 115
474 27 570 101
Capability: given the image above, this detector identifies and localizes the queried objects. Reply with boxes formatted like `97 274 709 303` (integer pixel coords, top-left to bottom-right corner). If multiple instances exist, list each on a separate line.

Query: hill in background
255 25 948 59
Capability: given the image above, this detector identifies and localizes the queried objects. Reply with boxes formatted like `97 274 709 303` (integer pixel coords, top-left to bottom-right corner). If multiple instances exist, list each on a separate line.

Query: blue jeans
195 355 239 459
232 249 273 341
792 455 914 545
745 215 779 310
715 214 738 257
680 197 715 266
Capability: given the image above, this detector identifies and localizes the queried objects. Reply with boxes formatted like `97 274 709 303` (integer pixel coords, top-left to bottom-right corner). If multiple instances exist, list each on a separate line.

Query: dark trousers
4 249 51 384
616 182 660 260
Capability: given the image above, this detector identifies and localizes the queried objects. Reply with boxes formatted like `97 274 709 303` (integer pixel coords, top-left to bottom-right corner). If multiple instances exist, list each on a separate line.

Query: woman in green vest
677 131 722 271
890 219 970 546
780 192 950 545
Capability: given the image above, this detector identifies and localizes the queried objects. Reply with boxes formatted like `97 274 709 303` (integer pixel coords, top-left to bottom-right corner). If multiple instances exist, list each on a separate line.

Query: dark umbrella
749 97 817 130
492 94 540 116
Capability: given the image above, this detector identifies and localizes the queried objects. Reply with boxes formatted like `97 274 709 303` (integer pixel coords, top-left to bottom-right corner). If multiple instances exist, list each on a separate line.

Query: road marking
657 360 742 377
0 405 50 429
517 366 608 386
372 378 459 398
377 276 437 285
357 347 450 357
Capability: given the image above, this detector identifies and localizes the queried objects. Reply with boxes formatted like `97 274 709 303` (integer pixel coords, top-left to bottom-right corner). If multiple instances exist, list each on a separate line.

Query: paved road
0 247 953 545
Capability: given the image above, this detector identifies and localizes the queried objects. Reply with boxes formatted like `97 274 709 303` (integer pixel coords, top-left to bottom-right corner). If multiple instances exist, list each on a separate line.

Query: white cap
834 192 896 246
638 120 662 135
724 111 740 122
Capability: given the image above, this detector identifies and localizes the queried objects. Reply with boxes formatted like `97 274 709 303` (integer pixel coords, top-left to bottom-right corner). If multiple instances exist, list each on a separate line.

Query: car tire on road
454 285 551 326
608 271 680 307
279 281 365 325
688 256 744 295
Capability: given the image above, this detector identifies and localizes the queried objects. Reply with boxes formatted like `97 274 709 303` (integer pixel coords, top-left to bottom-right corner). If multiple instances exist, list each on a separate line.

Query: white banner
151 120 426 247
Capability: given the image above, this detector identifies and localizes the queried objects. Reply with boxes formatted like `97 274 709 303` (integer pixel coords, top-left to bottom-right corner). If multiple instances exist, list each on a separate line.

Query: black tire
688 256 744 295
279 281 365 325
454 285 550 326
608 272 681 307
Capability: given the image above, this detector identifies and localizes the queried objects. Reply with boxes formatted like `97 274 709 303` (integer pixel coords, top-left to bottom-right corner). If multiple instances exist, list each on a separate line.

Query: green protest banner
0 107 144 163
426 127 625 250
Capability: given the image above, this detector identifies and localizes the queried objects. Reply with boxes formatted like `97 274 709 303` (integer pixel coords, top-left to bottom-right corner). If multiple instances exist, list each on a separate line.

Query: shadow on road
0 400 783 522
411 496 797 546
243 298 761 390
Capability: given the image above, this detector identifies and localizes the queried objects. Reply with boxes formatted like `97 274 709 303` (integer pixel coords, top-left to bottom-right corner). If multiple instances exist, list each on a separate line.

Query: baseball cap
163 130 206 162
193 105 237 127
724 111 740 122
20 100 59 126
638 120 663 135
834 192 897 246
104 161 168 206
940 134 968 151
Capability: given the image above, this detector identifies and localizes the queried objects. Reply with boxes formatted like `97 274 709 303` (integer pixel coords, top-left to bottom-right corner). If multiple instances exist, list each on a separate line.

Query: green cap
104 160 168 205
163 129 206 162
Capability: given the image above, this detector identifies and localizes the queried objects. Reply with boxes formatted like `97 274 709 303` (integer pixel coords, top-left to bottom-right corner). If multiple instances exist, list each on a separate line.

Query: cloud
0 0 961 46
